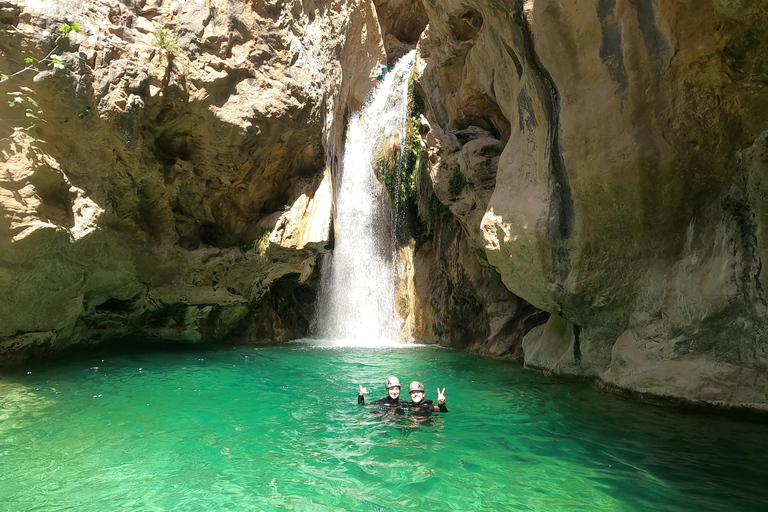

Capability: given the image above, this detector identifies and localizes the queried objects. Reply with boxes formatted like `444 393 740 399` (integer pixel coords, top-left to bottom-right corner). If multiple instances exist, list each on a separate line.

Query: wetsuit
358 394 403 407
408 399 448 413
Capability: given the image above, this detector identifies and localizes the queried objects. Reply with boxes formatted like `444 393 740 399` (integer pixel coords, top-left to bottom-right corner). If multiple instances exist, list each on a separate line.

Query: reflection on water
0 343 766 512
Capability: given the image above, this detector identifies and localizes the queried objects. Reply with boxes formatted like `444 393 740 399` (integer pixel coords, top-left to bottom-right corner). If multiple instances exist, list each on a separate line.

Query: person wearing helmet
358 376 402 406
374 64 389 84
407 381 448 412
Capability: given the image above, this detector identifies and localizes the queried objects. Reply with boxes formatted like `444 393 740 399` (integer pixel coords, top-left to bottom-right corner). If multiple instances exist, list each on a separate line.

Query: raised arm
358 384 369 405
435 388 448 412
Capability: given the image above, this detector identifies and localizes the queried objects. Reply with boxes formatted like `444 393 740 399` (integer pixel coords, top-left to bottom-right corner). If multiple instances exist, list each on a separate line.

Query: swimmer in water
358 376 402 406
407 381 448 413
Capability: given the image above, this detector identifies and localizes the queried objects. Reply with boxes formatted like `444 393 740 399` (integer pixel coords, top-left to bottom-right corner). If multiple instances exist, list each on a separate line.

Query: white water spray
315 51 416 346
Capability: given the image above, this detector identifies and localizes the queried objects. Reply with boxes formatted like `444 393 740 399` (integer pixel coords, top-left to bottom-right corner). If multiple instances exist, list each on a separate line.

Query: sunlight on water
1 344 767 512
299 338 427 349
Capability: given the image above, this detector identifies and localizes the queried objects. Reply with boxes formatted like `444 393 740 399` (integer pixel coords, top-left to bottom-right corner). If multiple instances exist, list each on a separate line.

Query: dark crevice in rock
722 192 766 306
516 87 538 133
523 310 551 334
153 131 192 166
447 9 483 42
501 39 523 79
247 273 317 342
573 324 582 360
95 297 136 314
512 8 574 285
28 166 75 229
596 0 629 101
201 220 240 249
373 0 428 62
627 0 672 89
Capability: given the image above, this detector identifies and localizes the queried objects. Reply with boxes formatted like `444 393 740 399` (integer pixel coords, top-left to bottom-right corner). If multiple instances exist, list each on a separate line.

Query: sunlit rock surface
2 0 768 411
0 0 384 361
413 0 768 409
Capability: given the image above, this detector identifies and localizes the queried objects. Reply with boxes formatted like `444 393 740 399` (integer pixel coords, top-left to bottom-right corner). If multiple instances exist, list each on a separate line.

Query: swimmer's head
409 381 425 403
385 376 401 399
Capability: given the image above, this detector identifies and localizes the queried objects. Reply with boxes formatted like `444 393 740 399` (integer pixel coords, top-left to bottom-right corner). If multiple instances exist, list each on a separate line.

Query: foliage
374 77 454 251
153 24 178 54
448 166 466 196
0 14 79 85
257 229 272 255
1 14 81 149
408 78 424 119
59 15 81 41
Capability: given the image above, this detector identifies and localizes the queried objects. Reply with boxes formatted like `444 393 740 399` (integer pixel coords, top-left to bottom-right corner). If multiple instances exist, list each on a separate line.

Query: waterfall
315 50 416 346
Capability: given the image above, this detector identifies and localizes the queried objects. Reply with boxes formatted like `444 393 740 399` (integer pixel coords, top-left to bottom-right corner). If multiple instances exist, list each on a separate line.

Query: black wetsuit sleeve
358 394 365 405
437 402 448 412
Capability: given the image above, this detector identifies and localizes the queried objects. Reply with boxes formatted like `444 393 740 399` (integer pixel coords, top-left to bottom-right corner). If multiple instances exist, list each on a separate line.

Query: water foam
314 51 416 346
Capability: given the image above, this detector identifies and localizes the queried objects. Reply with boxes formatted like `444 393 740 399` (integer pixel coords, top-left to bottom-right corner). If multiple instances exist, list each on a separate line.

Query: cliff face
406 0 768 409
3 0 768 410
0 0 384 361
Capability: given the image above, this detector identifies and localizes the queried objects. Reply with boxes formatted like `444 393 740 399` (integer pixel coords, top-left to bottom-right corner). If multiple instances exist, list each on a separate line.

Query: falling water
315 50 416 345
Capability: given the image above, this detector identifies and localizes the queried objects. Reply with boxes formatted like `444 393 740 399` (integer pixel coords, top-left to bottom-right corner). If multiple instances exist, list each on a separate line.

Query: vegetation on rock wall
376 77 452 249
1 14 80 149
447 166 466 196
152 23 178 54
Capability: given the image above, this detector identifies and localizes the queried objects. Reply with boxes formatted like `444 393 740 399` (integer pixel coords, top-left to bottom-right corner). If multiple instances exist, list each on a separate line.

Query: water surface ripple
0 343 766 511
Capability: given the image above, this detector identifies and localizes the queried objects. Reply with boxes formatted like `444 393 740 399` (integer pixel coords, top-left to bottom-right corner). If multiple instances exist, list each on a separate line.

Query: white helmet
408 381 425 393
384 376 401 389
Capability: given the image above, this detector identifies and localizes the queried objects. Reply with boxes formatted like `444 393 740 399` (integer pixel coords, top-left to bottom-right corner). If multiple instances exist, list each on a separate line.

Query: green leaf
24 56 37 64
7 91 23 96
27 97 38 107
71 23 81 32
25 112 39 119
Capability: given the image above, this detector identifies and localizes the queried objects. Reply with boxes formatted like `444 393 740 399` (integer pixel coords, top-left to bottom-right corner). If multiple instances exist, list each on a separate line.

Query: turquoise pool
0 341 766 511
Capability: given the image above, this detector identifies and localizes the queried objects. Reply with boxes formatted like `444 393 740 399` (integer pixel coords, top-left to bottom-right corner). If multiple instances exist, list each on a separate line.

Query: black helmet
408 381 425 393
385 376 401 389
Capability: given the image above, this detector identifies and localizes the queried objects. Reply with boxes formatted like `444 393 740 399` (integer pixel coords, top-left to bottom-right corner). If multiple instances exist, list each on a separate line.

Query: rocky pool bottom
0 341 766 512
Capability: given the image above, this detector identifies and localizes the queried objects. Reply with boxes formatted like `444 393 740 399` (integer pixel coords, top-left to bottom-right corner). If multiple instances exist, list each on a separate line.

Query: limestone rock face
405 217 548 360
413 0 768 409
403 113 547 359
372 0 428 61
0 0 385 361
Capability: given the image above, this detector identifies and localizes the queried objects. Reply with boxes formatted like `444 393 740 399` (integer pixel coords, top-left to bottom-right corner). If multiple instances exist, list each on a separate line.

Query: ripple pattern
0 344 766 511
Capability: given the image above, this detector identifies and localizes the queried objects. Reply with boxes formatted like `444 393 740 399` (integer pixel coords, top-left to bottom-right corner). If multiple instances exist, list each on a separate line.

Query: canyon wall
3 0 768 411
400 0 768 410
0 0 385 361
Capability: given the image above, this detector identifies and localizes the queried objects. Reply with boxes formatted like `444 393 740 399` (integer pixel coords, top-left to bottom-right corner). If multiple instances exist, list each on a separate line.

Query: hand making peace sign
437 387 446 404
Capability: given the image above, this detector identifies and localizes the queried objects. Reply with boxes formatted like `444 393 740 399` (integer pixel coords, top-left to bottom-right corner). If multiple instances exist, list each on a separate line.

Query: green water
1 342 766 512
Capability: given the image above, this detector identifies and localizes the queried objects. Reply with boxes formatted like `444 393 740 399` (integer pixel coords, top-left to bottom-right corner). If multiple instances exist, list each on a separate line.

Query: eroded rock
0 0 384 361
413 0 768 409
